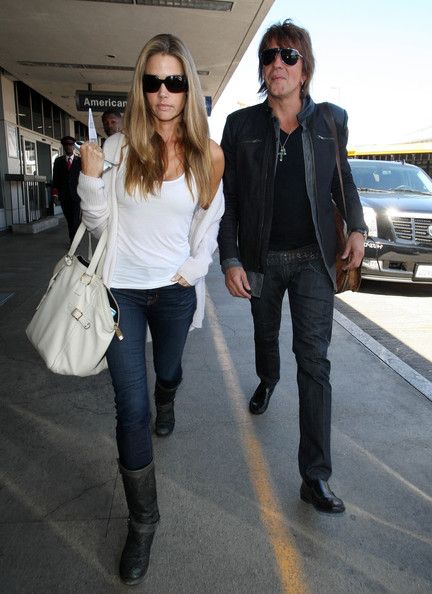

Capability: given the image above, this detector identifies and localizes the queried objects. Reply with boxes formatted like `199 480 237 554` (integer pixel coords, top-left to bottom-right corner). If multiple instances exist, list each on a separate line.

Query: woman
78 34 224 585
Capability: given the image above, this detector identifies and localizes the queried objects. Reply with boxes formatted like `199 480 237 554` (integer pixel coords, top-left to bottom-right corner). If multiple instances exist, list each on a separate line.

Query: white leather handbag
26 222 122 376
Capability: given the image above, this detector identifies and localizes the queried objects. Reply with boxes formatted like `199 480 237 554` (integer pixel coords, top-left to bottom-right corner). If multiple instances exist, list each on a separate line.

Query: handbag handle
67 221 108 276
321 103 348 221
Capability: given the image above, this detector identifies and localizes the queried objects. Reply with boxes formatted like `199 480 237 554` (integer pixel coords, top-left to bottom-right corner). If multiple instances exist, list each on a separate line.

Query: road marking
333 309 432 403
337 429 432 504
348 503 432 546
206 294 309 594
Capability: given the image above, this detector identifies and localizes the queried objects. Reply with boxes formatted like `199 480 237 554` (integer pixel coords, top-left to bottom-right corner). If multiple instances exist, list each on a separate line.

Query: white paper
88 108 98 144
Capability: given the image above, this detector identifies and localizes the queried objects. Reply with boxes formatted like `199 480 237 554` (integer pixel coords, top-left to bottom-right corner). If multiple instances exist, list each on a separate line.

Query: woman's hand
171 273 191 287
79 142 105 178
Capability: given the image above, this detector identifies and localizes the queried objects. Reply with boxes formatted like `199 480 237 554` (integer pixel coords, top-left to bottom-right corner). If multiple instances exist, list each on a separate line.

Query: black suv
349 159 432 283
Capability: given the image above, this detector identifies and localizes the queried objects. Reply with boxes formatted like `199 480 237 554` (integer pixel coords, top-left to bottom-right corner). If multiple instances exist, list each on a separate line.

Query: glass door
51 146 61 215
23 138 37 175
21 137 39 221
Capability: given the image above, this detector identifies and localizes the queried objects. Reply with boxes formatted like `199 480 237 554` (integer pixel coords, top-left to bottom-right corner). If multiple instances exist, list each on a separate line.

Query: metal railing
4 174 49 225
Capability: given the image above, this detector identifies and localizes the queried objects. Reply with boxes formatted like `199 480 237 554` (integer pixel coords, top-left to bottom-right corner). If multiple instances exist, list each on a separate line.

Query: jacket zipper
257 116 278 270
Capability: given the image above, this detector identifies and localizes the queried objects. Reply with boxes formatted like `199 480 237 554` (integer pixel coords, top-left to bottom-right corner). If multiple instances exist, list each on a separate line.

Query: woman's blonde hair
123 34 213 209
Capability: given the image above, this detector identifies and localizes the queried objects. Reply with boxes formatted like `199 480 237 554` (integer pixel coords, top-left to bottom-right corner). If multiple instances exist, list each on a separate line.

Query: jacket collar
261 94 315 125
298 95 315 123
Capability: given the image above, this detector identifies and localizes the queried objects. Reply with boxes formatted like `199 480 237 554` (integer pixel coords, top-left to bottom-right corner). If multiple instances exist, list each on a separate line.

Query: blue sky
209 0 432 147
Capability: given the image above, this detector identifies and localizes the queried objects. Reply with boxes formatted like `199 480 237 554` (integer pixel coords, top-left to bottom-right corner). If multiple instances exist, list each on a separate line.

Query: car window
411 169 432 193
373 168 402 190
349 162 432 194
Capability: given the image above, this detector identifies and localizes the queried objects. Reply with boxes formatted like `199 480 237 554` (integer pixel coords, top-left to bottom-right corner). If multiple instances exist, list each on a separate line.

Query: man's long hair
123 34 213 209
258 19 315 97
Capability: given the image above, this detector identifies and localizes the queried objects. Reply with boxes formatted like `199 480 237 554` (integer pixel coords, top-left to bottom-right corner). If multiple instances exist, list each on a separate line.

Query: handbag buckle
80 273 92 285
71 308 91 329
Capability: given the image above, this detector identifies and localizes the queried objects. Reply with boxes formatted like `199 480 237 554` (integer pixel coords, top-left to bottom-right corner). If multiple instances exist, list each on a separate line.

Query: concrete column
0 74 21 230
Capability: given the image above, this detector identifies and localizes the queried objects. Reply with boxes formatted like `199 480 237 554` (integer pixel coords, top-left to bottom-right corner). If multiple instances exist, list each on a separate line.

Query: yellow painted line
206 294 309 594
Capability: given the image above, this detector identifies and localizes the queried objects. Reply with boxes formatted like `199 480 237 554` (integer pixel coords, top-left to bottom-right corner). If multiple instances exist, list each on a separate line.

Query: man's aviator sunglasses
142 74 188 94
260 47 303 67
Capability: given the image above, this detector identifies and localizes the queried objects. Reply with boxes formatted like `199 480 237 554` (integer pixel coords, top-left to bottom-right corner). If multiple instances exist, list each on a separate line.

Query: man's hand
79 142 104 178
341 231 365 270
225 266 251 299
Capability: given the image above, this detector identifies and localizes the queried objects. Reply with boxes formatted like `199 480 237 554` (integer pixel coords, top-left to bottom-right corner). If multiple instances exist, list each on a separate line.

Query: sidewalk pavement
1 221 431 594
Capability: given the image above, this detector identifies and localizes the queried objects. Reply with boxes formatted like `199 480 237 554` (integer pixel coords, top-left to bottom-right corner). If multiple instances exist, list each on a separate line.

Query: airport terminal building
0 0 274 232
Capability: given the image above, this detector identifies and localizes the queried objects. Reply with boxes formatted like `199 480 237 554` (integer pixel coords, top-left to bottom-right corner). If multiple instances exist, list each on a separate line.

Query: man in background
102 110 123 137
52 136 81 243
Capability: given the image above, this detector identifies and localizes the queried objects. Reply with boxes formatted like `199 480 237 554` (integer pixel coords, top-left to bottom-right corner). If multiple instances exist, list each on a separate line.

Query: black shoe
120 525 155 585
154 382 177 437
300 479 345 514
118 461 159 585
249 382 275 415
155 401 175 437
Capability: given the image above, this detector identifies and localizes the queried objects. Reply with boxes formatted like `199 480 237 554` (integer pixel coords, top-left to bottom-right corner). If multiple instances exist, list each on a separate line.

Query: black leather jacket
217 96 366 294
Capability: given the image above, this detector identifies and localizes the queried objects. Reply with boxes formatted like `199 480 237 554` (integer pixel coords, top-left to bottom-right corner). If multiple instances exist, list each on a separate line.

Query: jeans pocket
307 258 328 277
171 283 196 307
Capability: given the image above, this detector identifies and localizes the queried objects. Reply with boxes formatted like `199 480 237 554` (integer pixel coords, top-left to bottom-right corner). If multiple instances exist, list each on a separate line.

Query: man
102 110 123 137
52 136 81 242
217 20 367 514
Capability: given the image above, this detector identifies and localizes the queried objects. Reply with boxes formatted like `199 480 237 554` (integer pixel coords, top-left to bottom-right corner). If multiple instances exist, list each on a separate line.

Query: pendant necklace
278 130 292 162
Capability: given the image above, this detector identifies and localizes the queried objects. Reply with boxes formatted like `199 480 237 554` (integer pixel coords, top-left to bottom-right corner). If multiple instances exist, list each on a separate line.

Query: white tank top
111 165 197 289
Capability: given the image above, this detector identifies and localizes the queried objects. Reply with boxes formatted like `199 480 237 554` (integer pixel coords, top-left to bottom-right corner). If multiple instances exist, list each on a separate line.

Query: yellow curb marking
206 295 309 594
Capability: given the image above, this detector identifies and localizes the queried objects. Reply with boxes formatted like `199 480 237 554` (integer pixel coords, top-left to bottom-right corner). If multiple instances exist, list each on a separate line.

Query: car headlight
362 206 377 237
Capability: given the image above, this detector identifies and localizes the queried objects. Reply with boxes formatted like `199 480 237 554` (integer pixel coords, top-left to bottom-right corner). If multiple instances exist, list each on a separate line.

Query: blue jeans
106 284 196 470
251 249 334 481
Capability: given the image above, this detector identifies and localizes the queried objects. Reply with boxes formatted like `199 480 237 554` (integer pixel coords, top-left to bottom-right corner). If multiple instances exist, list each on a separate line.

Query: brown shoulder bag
321 103 362 293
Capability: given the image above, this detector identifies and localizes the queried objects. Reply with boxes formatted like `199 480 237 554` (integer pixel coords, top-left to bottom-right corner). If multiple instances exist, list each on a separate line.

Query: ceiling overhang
0 0 274 136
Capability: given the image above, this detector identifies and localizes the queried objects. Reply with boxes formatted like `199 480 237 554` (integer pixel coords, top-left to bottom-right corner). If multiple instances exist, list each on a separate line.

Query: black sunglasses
142 74 188 94
260 47 303 67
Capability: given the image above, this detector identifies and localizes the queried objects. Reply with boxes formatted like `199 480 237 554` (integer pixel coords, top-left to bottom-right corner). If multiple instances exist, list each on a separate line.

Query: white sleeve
77 134 122 236
78 173 109 237
177 182 225 286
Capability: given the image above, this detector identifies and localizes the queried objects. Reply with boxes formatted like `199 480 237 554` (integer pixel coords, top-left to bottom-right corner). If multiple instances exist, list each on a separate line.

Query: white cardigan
77 133 224 329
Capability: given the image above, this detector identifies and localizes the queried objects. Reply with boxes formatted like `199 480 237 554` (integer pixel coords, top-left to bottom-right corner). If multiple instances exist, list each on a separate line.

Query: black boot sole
120 574 146 586
155 424 174 437
248 401 269 415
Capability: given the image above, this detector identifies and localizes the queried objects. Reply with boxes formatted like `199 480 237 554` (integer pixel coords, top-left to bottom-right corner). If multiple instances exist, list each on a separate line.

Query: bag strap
87 231 93 261
86 228 108 275
66 221 107 276
321 103 348 221
68 221 87 255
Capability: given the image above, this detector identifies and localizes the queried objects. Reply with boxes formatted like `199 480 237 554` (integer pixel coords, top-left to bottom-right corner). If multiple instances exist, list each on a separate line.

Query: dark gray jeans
250 246 334 481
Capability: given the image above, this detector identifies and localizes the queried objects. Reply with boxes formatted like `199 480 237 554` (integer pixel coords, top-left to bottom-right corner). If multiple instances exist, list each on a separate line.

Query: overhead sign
75 90 128 112
75 90 212 116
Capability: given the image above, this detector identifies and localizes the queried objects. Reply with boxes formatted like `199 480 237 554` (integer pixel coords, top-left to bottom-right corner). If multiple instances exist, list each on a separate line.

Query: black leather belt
266 244 321 264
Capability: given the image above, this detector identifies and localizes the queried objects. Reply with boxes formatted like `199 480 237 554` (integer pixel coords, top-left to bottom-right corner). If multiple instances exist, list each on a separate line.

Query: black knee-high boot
118 460 160 586
154 382 177 437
